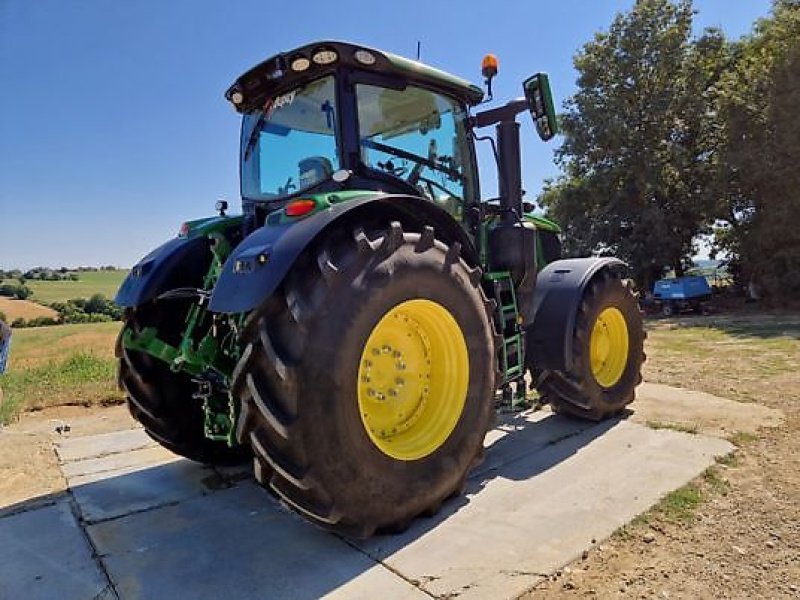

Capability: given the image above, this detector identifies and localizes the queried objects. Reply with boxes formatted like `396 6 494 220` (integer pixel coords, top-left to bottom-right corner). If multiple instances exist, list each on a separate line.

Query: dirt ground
527 313 800 599
0 404 135 514
1 312 797 598
0 297 58 322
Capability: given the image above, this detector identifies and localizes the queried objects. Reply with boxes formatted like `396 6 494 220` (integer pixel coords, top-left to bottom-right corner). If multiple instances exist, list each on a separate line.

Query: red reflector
285 199 316 217
178 222 189 237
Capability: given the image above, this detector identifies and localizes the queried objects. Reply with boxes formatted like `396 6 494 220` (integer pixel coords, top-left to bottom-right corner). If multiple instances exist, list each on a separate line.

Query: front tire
233 222 496 537
536 271 644 421
117 302 250 465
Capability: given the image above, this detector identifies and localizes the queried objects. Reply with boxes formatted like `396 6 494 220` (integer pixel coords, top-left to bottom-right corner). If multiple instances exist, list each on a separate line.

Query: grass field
0 321 122 424
642 313 800 404
1 270 128 303
0 297 58 321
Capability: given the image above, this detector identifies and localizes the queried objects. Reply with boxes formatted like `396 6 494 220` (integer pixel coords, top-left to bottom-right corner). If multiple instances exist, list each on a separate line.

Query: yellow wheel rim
590 307 629 388
357 299 469 461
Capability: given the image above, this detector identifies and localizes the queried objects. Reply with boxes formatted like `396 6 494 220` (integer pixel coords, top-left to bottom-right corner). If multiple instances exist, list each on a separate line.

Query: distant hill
0 270 128 303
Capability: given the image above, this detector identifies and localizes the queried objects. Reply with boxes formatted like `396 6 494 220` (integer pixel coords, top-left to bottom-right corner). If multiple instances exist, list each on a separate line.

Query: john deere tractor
116 41 643 537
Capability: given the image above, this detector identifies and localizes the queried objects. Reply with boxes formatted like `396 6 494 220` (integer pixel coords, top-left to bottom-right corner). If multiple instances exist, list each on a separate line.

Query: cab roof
226 40 484 113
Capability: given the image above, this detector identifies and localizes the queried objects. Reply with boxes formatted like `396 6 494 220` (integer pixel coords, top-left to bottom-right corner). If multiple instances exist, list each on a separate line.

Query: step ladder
486 272 527 406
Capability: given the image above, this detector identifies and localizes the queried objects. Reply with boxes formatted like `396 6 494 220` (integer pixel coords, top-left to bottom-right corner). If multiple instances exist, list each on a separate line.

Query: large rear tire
536 270 644 421
233 222 496 537
117 302 250 465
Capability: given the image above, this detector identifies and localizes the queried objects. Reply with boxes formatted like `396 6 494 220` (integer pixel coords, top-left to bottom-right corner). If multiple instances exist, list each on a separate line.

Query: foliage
0 282 33 300
540 0 729 288
0 310 6 323
50 294 122 324
540 0 800 300
7 294 122 328
712 0 800 298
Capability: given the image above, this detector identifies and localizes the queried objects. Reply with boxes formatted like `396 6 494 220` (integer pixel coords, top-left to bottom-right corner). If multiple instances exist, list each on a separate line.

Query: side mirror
523 73 558 141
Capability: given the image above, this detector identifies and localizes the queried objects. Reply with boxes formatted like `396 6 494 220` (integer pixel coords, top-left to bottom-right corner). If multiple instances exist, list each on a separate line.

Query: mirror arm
471 98 528 129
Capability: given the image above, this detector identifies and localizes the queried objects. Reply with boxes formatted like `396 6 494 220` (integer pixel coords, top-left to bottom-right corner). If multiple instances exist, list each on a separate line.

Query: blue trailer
652 276 713 316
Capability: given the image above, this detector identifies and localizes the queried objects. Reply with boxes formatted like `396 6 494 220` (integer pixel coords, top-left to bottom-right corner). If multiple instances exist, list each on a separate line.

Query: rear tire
536 271 644 421
117 302 250 465
233 222 496 537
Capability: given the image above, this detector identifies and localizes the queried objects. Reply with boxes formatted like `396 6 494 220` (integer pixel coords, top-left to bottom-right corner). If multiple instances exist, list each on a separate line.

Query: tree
712 0 800 298
540 0 730 288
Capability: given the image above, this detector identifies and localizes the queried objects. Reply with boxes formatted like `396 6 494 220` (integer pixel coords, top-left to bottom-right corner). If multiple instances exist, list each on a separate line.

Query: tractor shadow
0 409 627 599
356 408 628 556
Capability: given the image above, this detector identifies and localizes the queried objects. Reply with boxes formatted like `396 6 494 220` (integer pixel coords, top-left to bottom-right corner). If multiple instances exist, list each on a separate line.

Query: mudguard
115 236 210 307
525 257 626 372
209 194 476 314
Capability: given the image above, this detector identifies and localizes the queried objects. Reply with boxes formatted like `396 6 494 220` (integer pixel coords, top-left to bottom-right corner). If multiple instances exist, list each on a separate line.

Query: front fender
525 257 626 372
209 194 475 314
115 236 210 307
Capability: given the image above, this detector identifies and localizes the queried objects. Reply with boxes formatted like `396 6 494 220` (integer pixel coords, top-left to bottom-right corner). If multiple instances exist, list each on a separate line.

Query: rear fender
525 257 626 372
208 194 476 314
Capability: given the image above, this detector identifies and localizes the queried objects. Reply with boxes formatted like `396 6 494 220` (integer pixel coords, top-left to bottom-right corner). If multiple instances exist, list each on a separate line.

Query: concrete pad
56 428 154 463
0 501 110 600
71 459 213 523
631 382 784 436
475 408 594 478
61 445 177 480
88 483 426 600
358 418 733 600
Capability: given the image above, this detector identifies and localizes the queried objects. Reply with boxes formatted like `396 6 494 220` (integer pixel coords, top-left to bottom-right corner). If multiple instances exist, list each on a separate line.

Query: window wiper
361 139 462 182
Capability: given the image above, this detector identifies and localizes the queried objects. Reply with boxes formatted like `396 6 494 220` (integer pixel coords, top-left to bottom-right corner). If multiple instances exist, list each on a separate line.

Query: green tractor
115 41 644 537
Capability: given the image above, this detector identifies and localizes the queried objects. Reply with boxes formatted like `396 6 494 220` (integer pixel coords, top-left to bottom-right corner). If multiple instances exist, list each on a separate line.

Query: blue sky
0 0 771 269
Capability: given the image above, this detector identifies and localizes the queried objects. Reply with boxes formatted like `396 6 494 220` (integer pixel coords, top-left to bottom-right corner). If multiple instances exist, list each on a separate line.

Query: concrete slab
61 445 177 480
45 384 738 599
358 418 733 600
56 428 154 463
474 408 594 479
88 483 426 600
631 382 784 436
0 501 110 600
71 459 214 523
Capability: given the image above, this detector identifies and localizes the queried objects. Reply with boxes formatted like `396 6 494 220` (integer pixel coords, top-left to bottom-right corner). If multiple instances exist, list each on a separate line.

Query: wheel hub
357 299 468 460
590 306 629 388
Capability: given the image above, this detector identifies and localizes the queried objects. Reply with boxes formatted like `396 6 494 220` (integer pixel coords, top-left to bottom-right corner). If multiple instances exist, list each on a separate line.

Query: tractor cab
227 41 540 231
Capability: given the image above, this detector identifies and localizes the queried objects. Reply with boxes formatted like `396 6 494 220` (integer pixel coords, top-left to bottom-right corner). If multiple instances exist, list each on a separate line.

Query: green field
0 321 122 424
2 270 128 303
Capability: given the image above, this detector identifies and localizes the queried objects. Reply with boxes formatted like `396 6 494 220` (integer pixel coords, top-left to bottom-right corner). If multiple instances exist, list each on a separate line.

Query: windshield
241 76 339 201
356 83 476 211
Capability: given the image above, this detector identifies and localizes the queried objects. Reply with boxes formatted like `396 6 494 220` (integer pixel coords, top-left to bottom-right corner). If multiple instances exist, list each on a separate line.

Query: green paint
123 221 245 446
484 270 526 404
179 215 244 239
384 53 484 105
524 213 561 233
266 190 378 226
